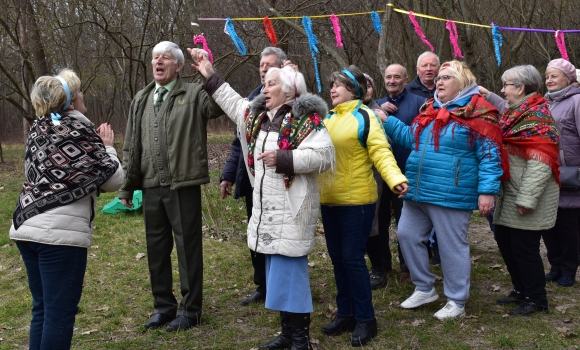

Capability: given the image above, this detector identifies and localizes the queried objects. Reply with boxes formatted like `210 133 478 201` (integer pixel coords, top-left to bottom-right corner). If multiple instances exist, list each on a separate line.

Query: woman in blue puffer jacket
382 60 506 320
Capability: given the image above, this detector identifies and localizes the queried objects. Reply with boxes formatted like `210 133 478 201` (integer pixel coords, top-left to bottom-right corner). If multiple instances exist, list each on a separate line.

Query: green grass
1 141 580 349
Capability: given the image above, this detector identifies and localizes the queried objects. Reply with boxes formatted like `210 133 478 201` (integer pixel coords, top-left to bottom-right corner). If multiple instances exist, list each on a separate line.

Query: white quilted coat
212 82 334 257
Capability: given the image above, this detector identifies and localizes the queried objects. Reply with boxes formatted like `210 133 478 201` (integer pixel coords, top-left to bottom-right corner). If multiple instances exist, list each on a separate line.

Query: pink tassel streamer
330 14 343 47
555 30 570 61
193 34 214 63
408 11 434 52
446 20 464 59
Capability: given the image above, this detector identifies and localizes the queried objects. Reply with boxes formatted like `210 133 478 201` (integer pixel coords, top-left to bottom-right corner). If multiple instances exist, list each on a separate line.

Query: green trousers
142 186 203 320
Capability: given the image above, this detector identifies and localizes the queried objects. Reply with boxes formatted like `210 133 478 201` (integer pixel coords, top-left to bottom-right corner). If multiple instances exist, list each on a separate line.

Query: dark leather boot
508 298 549 316
321 315 356 335
290 313 313 350
258 311 292 349
351 318 377 347
497 290 524 305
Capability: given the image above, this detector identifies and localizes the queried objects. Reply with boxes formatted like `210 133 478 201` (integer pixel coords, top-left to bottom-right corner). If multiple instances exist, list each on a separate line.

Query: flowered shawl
498 93 560 186
13 114 119 229
244 106 325 188
413 94 510 180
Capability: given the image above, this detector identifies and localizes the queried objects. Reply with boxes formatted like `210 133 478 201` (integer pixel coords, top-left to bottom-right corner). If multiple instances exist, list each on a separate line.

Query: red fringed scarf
412 94 510 180
498 93 561 186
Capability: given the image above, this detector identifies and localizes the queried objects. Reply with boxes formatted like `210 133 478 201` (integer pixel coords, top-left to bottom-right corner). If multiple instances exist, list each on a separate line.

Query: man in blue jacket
369 63 426 287
219 47 289 306
405 51 440 99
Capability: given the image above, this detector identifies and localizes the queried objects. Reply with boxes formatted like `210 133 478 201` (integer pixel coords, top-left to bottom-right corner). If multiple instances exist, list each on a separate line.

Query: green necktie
154 87 168 115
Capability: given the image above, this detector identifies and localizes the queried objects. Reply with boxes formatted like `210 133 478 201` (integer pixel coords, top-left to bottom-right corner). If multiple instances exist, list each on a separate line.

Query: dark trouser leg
322 204 376 322
164 186 204 319
143 187 178 317
377 183 393 270
554 208 580 276
17 242 86 350
496 225 546 300
543 208 580 275
390 196 409 273
251 250 267 295
245 192 266 294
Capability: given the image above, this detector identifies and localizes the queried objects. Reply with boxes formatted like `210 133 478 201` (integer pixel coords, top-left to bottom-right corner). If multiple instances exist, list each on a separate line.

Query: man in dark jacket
219 46 288 306
405 51 440 99
370 63 426 287
119 41 224 331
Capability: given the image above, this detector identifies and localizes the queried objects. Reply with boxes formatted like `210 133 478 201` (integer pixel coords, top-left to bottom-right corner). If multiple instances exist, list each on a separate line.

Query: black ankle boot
497 290 524 305
508 298 549 316
290 313 312 350
350 318 377 347
258 311 292 349
321 315 356 335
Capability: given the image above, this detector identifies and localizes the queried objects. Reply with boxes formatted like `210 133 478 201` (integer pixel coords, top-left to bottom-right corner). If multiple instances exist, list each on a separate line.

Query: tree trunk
376 4 393 76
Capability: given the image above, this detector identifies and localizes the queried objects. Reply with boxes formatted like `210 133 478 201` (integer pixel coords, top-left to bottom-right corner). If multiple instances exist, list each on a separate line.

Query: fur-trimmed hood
250 93 328 118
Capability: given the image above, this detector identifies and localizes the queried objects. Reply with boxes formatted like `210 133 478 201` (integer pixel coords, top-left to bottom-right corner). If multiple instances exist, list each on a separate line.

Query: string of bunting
371 11 382 35
302 16 322 93
224 18 247 55
491 23 503 67
329 14 343 47
446 20 464 59
193 35 214 63
263 17 278 46
555 30 570 62
192 3 580 88
408 11 434 52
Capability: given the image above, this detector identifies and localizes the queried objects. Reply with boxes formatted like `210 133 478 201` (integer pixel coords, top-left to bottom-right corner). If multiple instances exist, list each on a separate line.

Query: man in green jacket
119 41 224 331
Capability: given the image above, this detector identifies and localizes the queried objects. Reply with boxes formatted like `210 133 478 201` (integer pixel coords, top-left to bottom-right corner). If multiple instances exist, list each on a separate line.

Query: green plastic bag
101 190 142 214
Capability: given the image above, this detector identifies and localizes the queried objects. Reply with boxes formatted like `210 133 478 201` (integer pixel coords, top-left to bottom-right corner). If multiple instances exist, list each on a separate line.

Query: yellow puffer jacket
320 100 407 205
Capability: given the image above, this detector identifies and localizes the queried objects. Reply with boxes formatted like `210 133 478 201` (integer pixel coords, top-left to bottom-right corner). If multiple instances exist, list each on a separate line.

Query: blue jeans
16 241 87 350
321 204 376 322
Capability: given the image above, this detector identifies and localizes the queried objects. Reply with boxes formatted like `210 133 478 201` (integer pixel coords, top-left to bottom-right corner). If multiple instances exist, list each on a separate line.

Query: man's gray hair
261 47 288 66
152 41 185 65
502 65 543 95
416 51 440 68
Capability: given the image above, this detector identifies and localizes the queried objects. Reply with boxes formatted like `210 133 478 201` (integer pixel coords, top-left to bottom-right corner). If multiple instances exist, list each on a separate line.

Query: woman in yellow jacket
320 66 408 347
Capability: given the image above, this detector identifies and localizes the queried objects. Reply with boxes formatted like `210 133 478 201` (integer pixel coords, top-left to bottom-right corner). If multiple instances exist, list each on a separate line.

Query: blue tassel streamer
302 16 322 93
371 11 382 35
491 23 503 67
225 18 247 55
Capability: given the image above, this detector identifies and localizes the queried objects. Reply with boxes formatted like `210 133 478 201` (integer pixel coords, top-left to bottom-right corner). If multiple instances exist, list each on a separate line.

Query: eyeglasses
503 83 516 88
434 75 454 84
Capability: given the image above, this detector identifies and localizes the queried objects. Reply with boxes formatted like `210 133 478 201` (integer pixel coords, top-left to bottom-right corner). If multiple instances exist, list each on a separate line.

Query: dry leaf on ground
135 253 146 261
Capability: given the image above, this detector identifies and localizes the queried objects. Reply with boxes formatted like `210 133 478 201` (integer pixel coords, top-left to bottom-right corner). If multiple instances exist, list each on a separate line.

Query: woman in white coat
189 48 334 350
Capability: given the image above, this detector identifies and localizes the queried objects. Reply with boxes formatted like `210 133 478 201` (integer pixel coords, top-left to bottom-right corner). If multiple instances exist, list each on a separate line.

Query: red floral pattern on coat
245 107 325 189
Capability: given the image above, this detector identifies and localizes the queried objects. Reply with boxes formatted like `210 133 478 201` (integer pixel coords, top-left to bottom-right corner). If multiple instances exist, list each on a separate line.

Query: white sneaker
400 287 439 309
433 301 466 320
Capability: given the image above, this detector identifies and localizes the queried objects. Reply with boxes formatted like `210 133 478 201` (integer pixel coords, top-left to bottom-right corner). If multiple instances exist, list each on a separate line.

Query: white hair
264 66 307 100
152 41 184 65
416 51 440 68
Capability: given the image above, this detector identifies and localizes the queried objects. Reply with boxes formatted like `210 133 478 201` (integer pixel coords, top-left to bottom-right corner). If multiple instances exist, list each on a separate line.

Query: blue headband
50 76 71 125
341 69 362 99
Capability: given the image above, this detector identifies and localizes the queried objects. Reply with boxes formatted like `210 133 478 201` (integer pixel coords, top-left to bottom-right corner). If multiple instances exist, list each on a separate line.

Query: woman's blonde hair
30 76 67 117
56 68 81 101
439 60 476 90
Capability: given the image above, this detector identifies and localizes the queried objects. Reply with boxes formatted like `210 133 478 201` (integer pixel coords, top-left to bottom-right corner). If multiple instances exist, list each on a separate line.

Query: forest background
0 0 579 148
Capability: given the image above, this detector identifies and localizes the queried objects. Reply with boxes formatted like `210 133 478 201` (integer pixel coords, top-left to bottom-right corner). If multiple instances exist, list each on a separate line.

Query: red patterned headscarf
498 93 560 186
